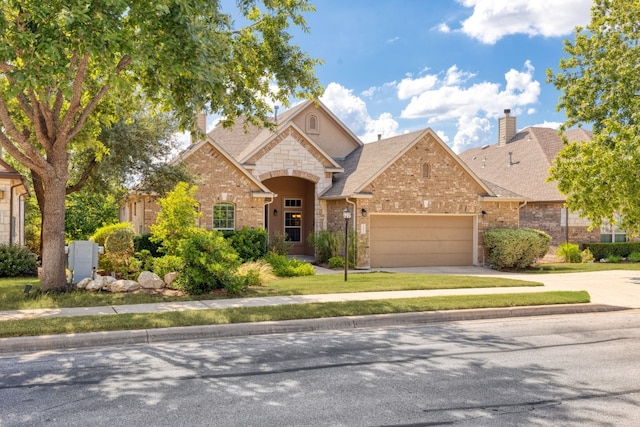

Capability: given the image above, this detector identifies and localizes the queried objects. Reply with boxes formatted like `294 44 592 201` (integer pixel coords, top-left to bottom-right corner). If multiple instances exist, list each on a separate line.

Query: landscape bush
222 227 268 262
152 255 184 278
0 244 38 277
100 226 138 277
628 251 640 263
556 243 581 263
265 252 315 277
581 242 640 260
236 260 276 286
133 233 161 258
581 248 595 263
174 229 241 294
483 228 551 270
605 254 624 263
309 230 342 264
268 231 292 256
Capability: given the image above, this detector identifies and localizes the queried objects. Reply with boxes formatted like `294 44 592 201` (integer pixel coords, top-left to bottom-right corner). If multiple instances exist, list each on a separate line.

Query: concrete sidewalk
1 266 639 353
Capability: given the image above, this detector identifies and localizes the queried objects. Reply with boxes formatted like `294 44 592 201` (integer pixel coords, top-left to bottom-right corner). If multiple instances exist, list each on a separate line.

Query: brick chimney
498 109 516 147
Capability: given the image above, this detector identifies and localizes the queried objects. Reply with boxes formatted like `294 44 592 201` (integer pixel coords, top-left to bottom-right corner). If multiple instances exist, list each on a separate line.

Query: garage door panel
370 215 473 267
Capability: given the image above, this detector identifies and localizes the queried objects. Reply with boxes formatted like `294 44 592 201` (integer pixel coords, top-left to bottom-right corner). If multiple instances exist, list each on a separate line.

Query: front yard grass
527 262 640 273
0 273 542 312
0 291 590 338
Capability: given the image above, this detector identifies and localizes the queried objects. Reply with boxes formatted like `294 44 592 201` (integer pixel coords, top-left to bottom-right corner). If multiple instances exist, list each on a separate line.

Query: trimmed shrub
174 229 241 294
101 227 137 277
265 253 315 277
581 242 640 260
557 243 581 263
90 222 135 246
0 244 38 277
483 228 551 270
222 227 268 262
328 256 344 269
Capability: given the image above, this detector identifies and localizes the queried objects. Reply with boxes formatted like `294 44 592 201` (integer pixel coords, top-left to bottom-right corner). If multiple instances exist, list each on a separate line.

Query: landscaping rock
86 275 116 291
138 271 165 289
105 279 141 293
76 278 92 289
164 272 179 289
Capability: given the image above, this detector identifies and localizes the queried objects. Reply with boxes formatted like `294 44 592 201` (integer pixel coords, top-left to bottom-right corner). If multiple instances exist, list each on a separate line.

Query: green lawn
0 291 590 338
526 262 640 274
0 273 542 311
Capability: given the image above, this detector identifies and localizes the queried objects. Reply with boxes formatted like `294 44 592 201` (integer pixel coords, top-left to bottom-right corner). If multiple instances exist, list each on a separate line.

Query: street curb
0 303 630 354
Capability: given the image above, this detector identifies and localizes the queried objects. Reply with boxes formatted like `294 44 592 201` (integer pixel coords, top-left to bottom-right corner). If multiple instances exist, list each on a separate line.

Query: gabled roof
459 127 592 202
172 137 272 195
207 99 362 165
0 157 29 195
322 128 494 199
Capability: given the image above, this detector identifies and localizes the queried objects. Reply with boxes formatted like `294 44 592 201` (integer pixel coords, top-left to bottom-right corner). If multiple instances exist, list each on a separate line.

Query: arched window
213 203 235 230
306 114 320 134
422 163 431 179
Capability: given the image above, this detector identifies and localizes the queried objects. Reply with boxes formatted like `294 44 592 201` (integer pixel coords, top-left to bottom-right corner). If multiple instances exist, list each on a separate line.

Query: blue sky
281 0 593 153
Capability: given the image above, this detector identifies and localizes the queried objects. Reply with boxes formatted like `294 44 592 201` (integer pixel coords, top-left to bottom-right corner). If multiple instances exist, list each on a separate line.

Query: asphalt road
1 311 639 426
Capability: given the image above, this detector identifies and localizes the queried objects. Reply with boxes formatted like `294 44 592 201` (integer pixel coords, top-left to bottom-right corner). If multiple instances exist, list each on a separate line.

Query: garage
369 215 475 267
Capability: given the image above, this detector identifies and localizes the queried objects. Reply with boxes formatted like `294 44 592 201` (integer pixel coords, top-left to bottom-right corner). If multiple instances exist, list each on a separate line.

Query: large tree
0 0 322 291
547 0 640 235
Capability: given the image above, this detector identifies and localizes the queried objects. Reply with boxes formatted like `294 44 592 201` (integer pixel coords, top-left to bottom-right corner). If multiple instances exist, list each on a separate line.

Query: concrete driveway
363 266 640 309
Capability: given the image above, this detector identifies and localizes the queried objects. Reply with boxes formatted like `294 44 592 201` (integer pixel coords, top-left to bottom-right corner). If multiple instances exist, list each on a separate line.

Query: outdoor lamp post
343 207 351 281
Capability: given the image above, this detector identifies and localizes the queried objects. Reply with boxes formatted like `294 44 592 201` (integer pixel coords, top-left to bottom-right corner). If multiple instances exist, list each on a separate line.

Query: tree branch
65 157 98 195
58 52 89 145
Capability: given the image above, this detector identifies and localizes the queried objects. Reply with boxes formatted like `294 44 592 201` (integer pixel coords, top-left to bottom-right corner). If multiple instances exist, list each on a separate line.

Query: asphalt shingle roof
459 126 592 202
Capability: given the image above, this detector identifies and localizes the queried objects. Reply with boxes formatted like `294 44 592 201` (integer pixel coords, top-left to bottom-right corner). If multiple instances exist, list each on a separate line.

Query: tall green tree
547 0 640 235
149 182 201 255
0 0 322 290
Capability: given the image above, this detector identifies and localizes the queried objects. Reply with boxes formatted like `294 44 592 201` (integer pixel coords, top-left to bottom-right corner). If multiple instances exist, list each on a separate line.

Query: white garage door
370 215 474 267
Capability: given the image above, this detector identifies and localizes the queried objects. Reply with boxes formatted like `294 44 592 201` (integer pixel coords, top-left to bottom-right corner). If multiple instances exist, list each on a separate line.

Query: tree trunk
39 175 69 292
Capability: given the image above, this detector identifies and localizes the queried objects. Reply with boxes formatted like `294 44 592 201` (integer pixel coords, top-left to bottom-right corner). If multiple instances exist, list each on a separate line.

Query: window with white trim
213 203 235 230
284 199 302 242
600 214 626 242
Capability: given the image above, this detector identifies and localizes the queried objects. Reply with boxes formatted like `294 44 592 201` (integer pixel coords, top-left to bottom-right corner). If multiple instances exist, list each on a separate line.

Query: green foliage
222 227 268 262
135 249 155 272
628 251 640 262
149 182 202 255
0 245 38 277
101 227 138 277
556 243 581 263
265 253 315 277
581 248 595 263
328 256 344 269
152 255 184 279
547 0 640 234
0 0 321 290
606 254 624 263
309 230 342 263
483 228 551 270
133 234 161 258
236 260 276 286
65 191 119 241
174 229 241 295
581 242 640 260
268 231 293 256
91 223 136 246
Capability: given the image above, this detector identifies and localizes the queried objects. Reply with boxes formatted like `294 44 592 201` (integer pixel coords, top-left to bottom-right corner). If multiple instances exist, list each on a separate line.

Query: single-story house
458 109 615 246
121 100 525 267
0 148 29 246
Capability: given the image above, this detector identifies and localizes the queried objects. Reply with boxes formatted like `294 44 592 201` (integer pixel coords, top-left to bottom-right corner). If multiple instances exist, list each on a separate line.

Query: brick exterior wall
520 202 600 245
324 134 520 266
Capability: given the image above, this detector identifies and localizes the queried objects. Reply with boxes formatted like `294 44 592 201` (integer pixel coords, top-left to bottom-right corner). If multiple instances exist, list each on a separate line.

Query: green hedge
484 228 550 270
581 242 640 260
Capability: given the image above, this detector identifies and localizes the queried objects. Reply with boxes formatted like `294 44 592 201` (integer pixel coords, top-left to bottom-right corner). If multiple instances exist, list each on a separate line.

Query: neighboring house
0 148 29 246
459 109 604 246
121 100 524 267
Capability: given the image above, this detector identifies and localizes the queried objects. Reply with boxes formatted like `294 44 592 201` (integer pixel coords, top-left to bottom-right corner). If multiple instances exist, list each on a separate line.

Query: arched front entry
262 176 315 256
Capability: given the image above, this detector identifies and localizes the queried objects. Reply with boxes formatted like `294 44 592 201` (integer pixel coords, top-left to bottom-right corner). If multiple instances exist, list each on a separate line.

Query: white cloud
321 82 399 142
531 121 562 129
387 36 400 44
399 61 540 152
398 74 439 100
436 22 451 33
457 0 591 44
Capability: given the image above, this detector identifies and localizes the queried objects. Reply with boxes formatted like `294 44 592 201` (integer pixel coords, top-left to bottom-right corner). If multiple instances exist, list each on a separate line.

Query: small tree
149 182 202 255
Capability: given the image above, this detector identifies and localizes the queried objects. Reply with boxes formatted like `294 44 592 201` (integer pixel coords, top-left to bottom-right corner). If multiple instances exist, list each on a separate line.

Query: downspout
9 182 22 246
